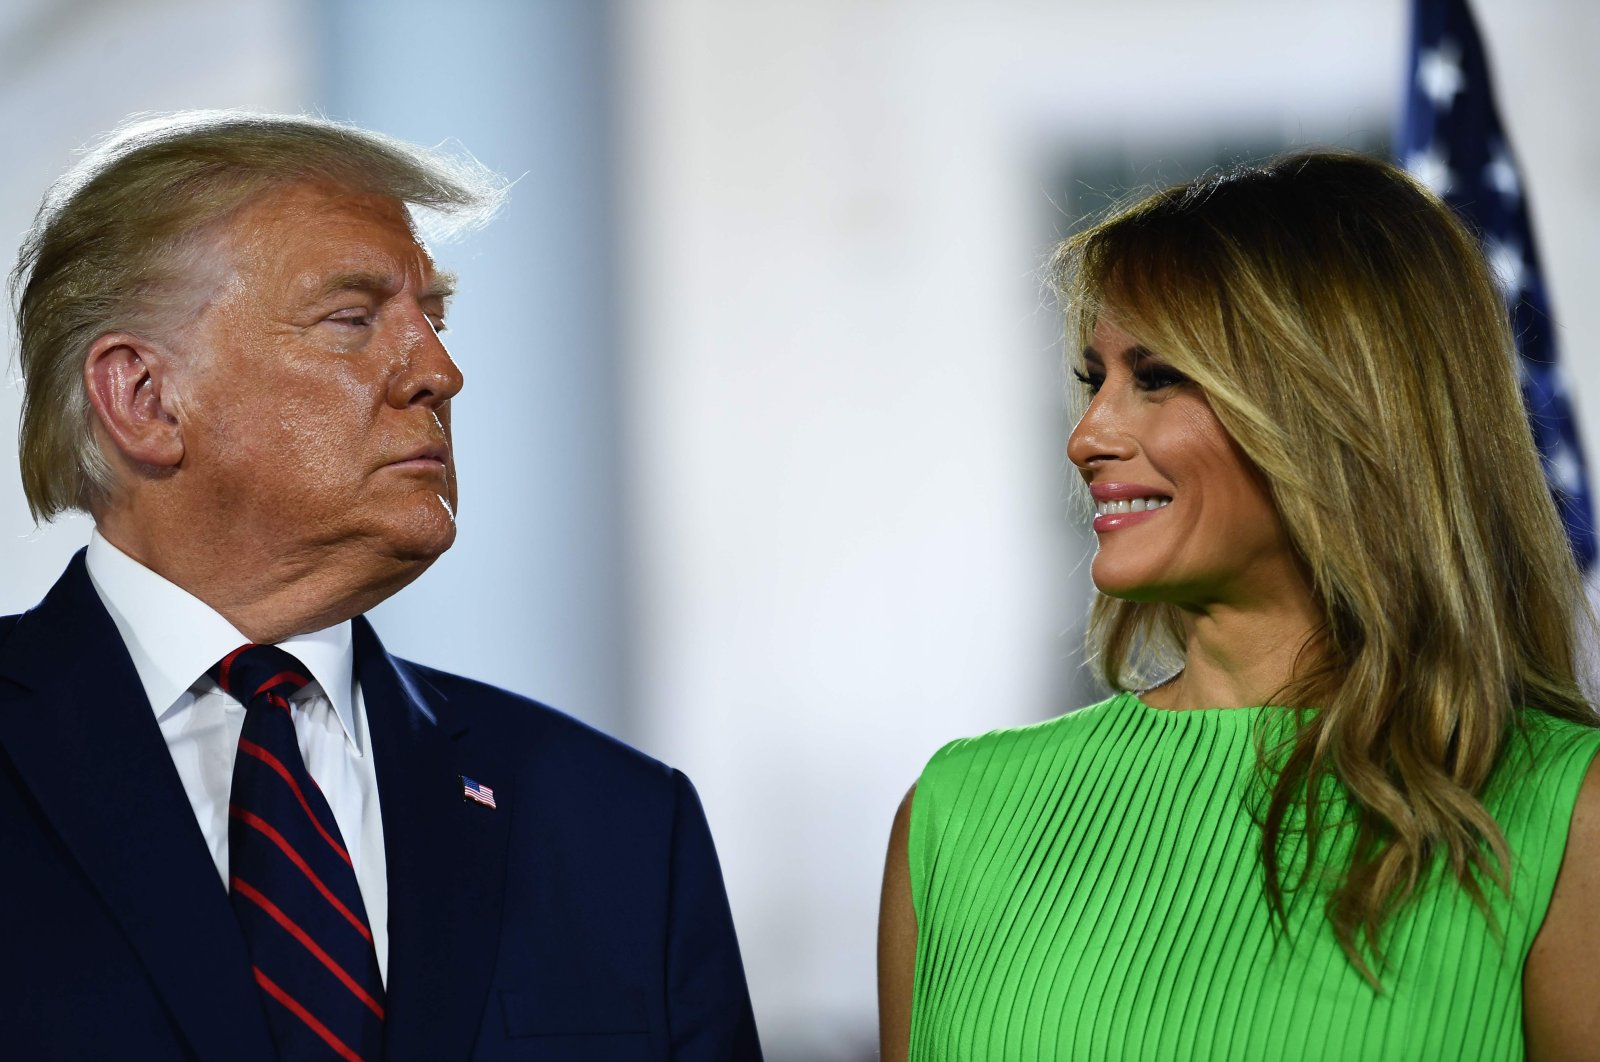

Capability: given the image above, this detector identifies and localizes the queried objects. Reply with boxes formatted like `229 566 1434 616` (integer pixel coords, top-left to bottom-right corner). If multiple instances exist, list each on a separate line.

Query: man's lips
386 444 449 470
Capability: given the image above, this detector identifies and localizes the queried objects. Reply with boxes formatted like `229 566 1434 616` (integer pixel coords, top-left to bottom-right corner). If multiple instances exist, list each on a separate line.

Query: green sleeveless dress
908 692 1600 1060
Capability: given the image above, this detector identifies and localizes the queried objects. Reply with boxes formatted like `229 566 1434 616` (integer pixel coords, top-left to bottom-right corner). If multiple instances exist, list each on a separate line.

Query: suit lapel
356 618 510 1060
0 552 275 1062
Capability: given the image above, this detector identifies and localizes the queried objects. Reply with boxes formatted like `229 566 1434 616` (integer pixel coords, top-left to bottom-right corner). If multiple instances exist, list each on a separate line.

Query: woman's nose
1067 391 1135 472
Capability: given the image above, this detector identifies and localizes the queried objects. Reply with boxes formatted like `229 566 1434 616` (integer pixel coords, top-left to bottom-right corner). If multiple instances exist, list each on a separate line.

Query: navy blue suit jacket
0 553 762 1060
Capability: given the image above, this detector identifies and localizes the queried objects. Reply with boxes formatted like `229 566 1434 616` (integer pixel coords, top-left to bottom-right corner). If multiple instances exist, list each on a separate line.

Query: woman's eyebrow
1081 345 1164 368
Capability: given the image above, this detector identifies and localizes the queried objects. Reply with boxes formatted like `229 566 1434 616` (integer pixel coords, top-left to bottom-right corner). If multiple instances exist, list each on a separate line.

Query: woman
878 151 1600 1060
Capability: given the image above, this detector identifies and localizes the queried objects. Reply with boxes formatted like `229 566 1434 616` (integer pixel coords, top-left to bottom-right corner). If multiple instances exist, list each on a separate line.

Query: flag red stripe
230 806 372 942
233 877 384 1019
237 739 352 865
252 967 367 1062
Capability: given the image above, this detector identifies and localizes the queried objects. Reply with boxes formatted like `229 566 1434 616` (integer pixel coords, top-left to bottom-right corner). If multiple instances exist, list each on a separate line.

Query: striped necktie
213 643 385 1061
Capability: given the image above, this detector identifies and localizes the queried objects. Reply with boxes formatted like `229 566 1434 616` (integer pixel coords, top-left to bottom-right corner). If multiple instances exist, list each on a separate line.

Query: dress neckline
1118 690 1270 722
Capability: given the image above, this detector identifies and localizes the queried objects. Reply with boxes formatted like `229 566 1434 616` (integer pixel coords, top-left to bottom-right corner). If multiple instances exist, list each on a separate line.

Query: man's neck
93 512 419 644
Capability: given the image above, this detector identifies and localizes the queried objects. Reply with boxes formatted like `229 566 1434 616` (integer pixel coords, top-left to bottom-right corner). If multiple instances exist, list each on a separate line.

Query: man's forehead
226 181 443 297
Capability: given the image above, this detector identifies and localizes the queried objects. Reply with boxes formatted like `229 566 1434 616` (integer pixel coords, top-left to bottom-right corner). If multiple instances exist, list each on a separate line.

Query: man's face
172 181 464 579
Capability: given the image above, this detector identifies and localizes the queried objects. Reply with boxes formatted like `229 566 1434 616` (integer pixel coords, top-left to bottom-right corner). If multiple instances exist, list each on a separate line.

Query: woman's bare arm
879 784 918 1062
1524 751 1600 1059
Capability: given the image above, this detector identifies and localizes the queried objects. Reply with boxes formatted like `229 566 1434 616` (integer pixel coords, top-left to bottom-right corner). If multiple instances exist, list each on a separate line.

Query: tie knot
210 644 313 709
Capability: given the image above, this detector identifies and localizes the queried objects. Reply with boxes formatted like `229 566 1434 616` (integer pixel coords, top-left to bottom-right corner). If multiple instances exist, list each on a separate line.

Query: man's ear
83 332 185 469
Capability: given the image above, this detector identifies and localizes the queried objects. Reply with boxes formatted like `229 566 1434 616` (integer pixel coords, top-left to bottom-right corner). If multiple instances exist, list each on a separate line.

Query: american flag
1400 0 1595 571
460 775 497 809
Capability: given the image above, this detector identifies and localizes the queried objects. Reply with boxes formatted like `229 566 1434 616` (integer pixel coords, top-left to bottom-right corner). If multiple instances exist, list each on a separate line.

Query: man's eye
328 312 371 328
426 315 448 335
1072 368 1103 394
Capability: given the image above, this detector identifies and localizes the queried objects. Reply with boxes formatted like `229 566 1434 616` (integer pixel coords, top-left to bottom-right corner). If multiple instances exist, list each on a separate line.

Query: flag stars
1548 442 1585 497
1417 41 1465 109
1483 237 1526 301
1408 146 1455 196
1485 142 1521 201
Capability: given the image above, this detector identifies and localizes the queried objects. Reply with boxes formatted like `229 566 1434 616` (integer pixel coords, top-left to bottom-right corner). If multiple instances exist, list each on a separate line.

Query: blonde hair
1051 150 1596 983
11 110 505 520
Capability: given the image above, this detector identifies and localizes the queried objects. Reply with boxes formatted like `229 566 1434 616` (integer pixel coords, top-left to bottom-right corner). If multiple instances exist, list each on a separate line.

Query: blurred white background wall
0 0 309 607
2 2 1596 1058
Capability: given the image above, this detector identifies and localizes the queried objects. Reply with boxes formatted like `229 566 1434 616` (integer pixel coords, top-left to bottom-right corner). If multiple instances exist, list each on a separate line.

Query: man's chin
387 528 456 566
378 497 458 564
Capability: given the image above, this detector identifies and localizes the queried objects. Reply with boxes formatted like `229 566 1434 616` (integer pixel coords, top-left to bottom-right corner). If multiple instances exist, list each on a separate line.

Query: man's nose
389 311 465 409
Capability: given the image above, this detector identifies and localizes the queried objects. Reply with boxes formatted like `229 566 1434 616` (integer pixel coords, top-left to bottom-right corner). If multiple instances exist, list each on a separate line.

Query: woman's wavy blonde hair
1050 150 1596 984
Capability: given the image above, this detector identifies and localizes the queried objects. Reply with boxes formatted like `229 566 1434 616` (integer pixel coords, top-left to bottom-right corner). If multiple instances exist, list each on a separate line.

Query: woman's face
1067 318 1304 611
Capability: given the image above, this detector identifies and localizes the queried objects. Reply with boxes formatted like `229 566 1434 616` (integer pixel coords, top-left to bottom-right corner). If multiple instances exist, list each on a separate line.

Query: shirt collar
84 529 361 753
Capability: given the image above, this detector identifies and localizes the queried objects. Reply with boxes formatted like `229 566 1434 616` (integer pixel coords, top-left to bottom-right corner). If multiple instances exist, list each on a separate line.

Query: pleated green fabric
908 692 1600 1061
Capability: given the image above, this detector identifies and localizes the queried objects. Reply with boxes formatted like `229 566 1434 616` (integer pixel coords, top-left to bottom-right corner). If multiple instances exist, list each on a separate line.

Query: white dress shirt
85 530 389 982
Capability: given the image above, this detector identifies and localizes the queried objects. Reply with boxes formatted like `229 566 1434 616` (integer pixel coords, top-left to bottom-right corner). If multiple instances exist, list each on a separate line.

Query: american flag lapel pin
460 775 497 809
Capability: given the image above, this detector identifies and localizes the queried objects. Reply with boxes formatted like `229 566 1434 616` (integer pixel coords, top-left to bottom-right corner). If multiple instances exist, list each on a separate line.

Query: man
0 113 761 1060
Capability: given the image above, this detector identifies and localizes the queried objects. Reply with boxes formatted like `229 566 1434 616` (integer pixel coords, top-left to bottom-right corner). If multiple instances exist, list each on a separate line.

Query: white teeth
1095 496 1170 518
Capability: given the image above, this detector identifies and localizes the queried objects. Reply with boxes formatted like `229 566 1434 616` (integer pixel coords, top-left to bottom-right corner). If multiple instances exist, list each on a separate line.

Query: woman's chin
1089 563 1171 603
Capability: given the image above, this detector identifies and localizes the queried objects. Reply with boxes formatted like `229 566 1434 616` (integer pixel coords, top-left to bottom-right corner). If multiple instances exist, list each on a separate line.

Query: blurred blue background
2 2 1595 1057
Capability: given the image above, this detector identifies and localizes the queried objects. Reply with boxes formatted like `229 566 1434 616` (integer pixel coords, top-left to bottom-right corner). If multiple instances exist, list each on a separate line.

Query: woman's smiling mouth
1088 482 1173 533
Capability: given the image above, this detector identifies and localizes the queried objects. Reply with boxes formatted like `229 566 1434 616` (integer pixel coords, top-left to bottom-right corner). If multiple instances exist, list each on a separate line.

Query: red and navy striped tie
214 644 385 1062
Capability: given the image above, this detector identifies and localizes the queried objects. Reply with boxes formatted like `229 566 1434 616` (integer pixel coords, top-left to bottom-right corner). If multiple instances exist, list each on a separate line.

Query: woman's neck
1141 593 1323 711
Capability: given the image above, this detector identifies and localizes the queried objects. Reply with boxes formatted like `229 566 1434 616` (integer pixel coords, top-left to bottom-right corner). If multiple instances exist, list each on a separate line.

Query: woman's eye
1072 368 1103 394
1136 365 1189 391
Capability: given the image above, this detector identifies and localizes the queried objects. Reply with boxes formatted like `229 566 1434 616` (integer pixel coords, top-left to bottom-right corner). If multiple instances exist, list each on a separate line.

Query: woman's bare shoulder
1523 747 1600 1058
879 783 918 1062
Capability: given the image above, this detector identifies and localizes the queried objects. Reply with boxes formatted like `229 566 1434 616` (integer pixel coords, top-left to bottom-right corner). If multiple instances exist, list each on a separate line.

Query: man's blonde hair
11 110 504 520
